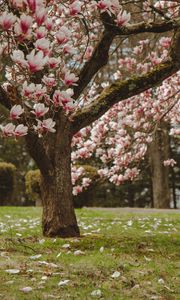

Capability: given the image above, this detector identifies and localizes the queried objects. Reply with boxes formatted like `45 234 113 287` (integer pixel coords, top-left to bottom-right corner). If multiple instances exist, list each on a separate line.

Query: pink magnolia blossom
56 26 71 45
53 90 75 112
45 18 54 31
0 12 16 31
11 50 27 67
0 123 15 137
22 82 36 98
163 159 177 167
97 0 109 12
32 103 49 118
35 26 47 39
82 177 92 188
14 124 28 137
25 0 43 13
35 8 47 26
34 38 50 55
69 1 82 16
73 185 83 195
22 82 46 99
26 50 48 72
63 44 76 55
42 75 56 87
63 72 78 86
33 84 47 99
34 118 56 135
14 14 33 38
10 105 24 120
26 0 37 12
116 10 131 27
48 57 60 69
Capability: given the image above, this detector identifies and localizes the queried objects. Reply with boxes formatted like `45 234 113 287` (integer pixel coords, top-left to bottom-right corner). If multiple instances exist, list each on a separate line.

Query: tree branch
114 18 180 35
25 132 54 178
71 29 180 134
73 12 179 100
101 10 180 35
73 30 116 100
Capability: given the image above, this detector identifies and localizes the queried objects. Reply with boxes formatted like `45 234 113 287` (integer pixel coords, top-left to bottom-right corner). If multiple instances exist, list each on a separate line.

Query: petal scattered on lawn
91 289 102 297
132 284 140 290
74 250 85 256
20 287 33 293
56 252 62 258
99 246 104 253
38 261 58 268
30 254 42 259
58 279 70 286
158 278 165 284
111 271 121 278
62 243 70 249
144 256 151 262
127 220 133 226
39 239 45 244
5 269 20 274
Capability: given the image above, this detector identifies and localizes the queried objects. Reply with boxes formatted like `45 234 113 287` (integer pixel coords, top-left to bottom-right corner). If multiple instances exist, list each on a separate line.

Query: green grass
0 207 179 300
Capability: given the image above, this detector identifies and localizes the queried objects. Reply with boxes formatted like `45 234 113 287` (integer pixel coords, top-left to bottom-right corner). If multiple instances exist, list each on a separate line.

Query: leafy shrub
25 170 41 203
0 162 16 205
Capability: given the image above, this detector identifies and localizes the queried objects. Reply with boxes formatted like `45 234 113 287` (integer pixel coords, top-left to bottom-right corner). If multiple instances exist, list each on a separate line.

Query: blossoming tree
0 0 179 237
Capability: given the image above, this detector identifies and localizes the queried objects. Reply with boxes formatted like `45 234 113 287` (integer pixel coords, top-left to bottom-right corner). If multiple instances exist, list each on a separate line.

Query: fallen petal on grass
99 246 104 253
91 289 102 297
20 287 33 293
58 279 70 286
30 254 42 259
111 271 121 278
62 244 70 249
5 269 20 274
73 250 85 256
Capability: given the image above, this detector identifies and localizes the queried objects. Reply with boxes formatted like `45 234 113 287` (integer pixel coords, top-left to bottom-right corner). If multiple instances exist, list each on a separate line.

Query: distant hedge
25 170 41 204
0 162 16 205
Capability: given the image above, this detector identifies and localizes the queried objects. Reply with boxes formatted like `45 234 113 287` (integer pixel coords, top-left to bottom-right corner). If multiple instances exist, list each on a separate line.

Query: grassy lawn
0 207 179 300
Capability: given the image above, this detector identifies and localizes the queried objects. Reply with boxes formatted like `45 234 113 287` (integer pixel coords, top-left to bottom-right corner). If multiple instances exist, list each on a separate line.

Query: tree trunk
41 127 80 238
26 117 80 238
149 122 170 208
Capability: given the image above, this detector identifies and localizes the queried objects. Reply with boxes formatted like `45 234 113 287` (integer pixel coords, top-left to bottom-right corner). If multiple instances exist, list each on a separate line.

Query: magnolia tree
0 0 179 237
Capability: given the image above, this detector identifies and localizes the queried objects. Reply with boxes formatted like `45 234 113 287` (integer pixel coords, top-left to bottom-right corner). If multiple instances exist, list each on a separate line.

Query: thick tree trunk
41 127 80 238
26 117 80 238
149 122 170 208
41 175 80 238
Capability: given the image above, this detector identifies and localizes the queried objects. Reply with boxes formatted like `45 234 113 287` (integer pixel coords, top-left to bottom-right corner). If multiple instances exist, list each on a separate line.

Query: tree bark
41 124 80 237
149 122 170 208
26 116 80 238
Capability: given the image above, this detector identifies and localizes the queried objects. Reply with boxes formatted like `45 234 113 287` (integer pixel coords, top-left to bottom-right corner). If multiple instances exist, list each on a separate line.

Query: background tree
0 0 179 237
